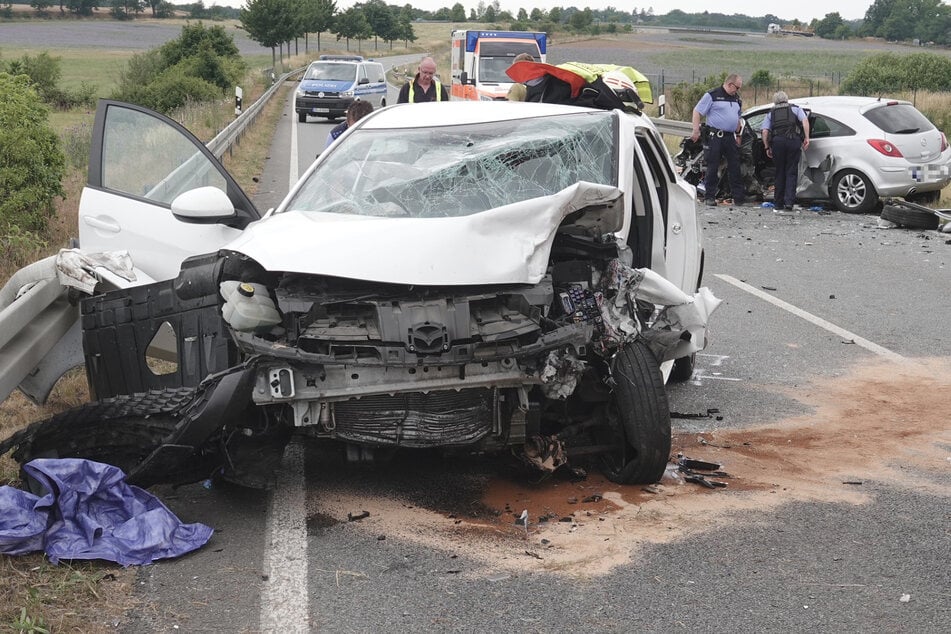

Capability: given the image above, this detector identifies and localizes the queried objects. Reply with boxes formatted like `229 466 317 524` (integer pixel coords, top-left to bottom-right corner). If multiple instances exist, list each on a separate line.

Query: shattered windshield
284 111 618 218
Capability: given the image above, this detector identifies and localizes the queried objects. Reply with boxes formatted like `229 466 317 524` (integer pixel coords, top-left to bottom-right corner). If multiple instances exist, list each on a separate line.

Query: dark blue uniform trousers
703 131 745 203
771 135 802 208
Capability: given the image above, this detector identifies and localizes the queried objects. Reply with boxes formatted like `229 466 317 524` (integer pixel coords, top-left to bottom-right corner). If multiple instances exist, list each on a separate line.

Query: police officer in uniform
323 100 374 153
691 74 745 206
397 57 449 104
761 91 810 211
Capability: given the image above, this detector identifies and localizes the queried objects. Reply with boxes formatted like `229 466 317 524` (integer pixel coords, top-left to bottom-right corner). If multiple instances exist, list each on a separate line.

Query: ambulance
450 30 547 101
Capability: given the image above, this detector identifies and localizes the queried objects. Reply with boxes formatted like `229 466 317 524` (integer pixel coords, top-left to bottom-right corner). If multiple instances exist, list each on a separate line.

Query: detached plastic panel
81 280 237 399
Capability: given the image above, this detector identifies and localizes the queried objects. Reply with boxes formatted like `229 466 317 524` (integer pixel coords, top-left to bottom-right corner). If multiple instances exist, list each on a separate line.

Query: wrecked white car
1 99 718 488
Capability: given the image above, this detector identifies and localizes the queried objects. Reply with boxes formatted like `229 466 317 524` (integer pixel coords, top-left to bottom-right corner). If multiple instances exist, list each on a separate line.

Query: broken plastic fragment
679 457 722 471
55 249 137 294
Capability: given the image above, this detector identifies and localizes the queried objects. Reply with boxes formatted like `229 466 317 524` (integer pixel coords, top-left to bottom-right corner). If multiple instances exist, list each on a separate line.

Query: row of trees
240 0 419 62
8 0 950 47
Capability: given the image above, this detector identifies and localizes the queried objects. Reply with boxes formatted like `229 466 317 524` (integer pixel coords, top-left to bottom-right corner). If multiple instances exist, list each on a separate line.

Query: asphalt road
120 51 951 632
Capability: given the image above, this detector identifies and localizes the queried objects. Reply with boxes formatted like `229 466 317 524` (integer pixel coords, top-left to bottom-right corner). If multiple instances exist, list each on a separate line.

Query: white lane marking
289 101 300 189
262 104 309 631
261 442 309 632
714 273 905 362
697 353 730 367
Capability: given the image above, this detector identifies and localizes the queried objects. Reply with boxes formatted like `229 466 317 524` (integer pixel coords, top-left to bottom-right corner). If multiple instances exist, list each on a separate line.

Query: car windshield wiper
894 127 920 134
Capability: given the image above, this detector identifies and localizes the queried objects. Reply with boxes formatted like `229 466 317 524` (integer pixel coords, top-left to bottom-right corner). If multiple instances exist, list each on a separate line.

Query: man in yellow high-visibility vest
397 57 448 103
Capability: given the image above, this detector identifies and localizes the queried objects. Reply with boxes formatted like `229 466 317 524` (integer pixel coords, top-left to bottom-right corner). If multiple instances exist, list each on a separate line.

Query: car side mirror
358 77 369 85
460 71 468 85
171 186 236 224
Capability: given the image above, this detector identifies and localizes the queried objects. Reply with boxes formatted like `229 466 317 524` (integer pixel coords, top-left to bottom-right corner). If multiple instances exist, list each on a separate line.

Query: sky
204 1 878 24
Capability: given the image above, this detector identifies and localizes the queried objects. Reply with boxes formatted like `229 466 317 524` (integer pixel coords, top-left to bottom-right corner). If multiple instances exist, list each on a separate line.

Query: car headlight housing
341 89 355 98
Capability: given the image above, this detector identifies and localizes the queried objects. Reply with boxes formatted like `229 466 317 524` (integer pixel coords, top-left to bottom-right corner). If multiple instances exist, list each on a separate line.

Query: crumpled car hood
225 183 624 285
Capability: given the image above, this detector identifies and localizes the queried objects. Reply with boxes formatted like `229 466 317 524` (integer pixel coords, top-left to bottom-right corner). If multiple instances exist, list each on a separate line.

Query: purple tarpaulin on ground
0 458 213 566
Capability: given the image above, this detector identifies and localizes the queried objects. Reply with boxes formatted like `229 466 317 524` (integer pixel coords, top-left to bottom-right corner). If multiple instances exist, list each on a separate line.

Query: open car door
79 100 260 284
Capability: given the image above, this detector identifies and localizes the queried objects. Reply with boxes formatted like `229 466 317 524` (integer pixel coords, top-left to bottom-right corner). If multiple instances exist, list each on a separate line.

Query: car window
305 63 357 82
358 65 367 83
101 106 227 204
809 114 854 140
285 111 618 218
369 64 385 83
744 111 768 133
864 103 935 134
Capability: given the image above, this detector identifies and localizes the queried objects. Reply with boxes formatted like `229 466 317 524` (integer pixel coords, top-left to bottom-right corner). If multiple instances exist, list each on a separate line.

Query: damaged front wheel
598 340 671 484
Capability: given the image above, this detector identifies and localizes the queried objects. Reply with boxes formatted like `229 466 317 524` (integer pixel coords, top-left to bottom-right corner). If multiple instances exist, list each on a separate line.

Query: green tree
814 12 844 39
450 2 465 21
241 0 300 68
7 52 61 102
30 0 54 13
302 0 336 51
362 0 394 50
0 73 66 241
749 69 772 103
110 0 143 20
334 7 372 52
65 0 99 15
160 23 240 68
882 7 916 40
394 15 416 47
669 73 725 121
569 8 593 30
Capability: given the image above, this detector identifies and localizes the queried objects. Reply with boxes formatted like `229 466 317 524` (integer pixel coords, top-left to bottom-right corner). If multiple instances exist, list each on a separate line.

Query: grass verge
0 66 287 634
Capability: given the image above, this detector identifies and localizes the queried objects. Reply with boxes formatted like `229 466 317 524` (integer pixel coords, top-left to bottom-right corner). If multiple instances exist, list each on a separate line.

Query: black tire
1 389 217 487
598 340 672 484
298 111 307 123
380 98 387 108
881 202 940 230
830 169 878 214
669 353 696 382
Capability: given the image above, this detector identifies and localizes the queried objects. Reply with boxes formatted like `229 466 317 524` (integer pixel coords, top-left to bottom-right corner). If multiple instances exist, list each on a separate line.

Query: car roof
360 101 635 129
307 59 367 68
745 95 914 117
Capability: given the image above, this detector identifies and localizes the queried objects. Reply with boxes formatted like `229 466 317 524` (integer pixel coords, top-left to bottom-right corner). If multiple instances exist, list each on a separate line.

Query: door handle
83 216 121 233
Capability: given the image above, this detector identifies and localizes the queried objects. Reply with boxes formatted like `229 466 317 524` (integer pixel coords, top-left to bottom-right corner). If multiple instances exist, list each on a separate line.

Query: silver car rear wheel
831 169 878 214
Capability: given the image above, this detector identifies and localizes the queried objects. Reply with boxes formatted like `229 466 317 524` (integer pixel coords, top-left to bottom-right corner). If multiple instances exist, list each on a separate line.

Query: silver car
744 96 951 213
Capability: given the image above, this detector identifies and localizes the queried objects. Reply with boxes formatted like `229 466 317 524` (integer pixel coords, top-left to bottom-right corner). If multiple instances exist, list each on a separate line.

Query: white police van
295 55 387 123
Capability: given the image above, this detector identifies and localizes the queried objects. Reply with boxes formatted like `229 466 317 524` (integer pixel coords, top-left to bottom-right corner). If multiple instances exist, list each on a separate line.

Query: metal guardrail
650 117 693 138
207 66 305 159
0 257 81 405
